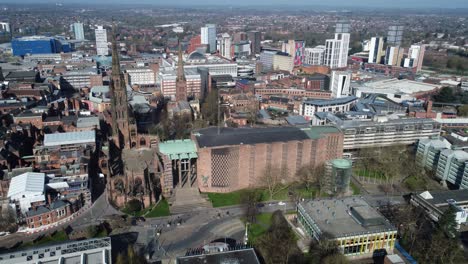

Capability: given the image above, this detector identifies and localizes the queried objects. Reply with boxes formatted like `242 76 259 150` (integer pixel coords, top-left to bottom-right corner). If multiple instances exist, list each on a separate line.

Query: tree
86 225 98 238
0 207 17 233
458 105 468 117
260 165 289 200
257 211 297 264
126 199 142 213
434 87 456 103
438 205 458 238
201 89 219 125
308 236 348 264
242 189 262 223
296 164 324 191
115 245 148 264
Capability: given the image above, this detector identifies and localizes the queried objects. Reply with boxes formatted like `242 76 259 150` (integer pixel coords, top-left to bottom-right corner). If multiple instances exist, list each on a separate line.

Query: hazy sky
1 0 468 8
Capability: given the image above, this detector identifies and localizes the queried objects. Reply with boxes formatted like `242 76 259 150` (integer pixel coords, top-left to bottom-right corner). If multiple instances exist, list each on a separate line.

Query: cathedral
104 27 162 208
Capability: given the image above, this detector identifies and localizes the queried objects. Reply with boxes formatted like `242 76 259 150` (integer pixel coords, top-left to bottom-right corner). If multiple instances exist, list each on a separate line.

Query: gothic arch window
131 142 136 148
114 179 125 194
140 138 146 147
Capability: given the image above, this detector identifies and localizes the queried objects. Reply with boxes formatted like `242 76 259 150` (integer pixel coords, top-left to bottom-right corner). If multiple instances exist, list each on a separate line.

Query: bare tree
242 189 262 223
260 165 290 200
296 164 324 191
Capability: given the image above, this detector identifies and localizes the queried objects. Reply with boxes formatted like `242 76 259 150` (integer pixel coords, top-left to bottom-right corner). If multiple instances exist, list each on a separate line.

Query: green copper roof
332 159 352 169
159 139 198 160
301 126 341 139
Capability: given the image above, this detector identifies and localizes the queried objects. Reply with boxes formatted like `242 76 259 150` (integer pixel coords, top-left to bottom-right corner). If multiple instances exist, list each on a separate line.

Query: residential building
247 31 262 55
0 237 112 264
60 71 103 91
324 33 350 69
273 52 294 72
12 36 69 56
410 190 468 228
194 126 343 193
201 24 217 53
304 73 329 91
385 46 404 66
282 40 305 66
330 71 351 98
158 67 201 99
416 137 451 171
95 26 108 56
126 68 156 86
220 33 232 59
368 37 384 64
0 22 10 32
304 46 325 66
176 53 238 77
297 197 397 258
404 45 426 72
387 25 404 46
436 149 468 189
300 96 357 120
71 22 85 40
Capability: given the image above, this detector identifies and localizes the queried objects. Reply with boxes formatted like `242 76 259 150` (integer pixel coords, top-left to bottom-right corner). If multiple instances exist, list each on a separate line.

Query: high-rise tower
109 26 137 149
175 41 187 102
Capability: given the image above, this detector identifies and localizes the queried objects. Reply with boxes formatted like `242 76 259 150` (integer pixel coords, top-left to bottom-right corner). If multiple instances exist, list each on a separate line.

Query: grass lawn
145 199 170 217
350 181 361 195
207 185 317 207
21 230 69 248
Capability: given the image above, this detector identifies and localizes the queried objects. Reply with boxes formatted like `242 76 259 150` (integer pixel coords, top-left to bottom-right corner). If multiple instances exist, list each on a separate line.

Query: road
0 192 406 257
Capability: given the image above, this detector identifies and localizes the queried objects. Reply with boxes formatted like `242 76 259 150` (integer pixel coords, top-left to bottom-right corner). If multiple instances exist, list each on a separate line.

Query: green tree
434 87 456 103
126 199 142 214
438 205 458 238
457 105 468 116
257 211 297 264
201 90 219 125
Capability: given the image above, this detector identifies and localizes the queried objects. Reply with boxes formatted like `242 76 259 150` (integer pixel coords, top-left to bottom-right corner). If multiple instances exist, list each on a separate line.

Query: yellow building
297 197 397 258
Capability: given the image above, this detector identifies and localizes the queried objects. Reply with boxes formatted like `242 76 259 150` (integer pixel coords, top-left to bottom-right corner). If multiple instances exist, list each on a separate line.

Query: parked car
278 201 286 206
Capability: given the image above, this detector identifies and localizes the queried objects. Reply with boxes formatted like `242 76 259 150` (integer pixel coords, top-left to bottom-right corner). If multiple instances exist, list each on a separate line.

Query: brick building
25 200 72 229
194 126 343 192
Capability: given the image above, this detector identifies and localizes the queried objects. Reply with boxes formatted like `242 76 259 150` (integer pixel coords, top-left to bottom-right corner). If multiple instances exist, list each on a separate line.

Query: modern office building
220 33 232 59
0 237 112 264
282 39 306 66
233 41 251 58
201 24 217 53
158 67 201 99
304 46 325 65
12 36 69 56
410 190 468 229
95 26 108 56
316 114 441 150
194 126 343 193
368 37 384 64
324 33 350 69
273 52 294 72
297 197 397 258
71 22 85 40
301 96 357 120
259 49 278 71
403 44 425 72
247 30 262 55
330 71 351 98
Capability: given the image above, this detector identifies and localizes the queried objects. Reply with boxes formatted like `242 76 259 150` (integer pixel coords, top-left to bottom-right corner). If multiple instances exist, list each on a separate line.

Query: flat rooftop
419 190 468 207
357 78 441 95
44 130 96 147
177 248 260 264
299 197 396 238
194 126 340 148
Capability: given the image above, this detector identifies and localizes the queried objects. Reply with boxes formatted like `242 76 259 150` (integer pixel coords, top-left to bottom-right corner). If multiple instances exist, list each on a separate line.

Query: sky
1 0 468 9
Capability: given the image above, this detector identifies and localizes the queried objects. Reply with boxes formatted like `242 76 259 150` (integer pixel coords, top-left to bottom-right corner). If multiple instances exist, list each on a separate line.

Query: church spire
111 23 122 78
175 38 187 101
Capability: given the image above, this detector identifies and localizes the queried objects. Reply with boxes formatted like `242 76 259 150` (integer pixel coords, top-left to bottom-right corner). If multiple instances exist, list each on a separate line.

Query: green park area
245 213 273 244
122 199 170 217
207 185 320 208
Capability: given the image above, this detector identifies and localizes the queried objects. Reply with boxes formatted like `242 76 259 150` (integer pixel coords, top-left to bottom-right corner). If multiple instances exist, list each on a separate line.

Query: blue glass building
12 36 71 56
